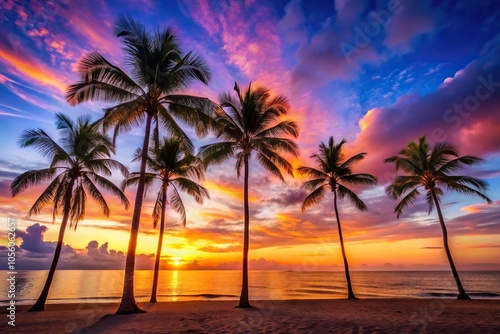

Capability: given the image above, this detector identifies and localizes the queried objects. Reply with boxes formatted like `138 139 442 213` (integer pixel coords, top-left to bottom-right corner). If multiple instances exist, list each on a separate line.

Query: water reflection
2 270 499 305
170 270 179 301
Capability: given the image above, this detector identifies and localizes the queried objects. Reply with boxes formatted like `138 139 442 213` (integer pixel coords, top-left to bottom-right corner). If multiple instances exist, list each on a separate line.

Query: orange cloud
202 180 258 202
0 48 68 93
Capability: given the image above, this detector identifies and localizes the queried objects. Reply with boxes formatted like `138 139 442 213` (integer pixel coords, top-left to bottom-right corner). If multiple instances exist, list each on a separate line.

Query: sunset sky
1 0 499 271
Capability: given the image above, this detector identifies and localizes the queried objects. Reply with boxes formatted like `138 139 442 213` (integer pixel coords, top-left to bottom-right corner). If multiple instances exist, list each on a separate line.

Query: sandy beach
2 299 499 333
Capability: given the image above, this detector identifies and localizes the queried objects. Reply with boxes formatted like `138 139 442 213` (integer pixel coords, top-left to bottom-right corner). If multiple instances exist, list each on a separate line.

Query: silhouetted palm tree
298 137 377 299
11 113 129 311
199 82 299 307
385 136 492 300
66 15 216 314
122 137 209 303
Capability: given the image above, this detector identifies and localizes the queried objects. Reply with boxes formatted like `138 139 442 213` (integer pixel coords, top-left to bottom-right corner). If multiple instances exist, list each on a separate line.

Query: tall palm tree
66 15 216 314
199 82 299 307
385 136 492 300
122 137 209 303
298 137 377 299
11 113 129 311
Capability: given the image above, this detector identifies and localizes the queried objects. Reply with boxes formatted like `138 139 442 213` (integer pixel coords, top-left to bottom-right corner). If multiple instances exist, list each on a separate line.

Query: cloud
382 0 438 51
353 36 500 183
267 189 308 207
277 0 307 46
0 223 131 270
198 245 241 253
182 0 286 89
0 34 69 93
210 257 292 270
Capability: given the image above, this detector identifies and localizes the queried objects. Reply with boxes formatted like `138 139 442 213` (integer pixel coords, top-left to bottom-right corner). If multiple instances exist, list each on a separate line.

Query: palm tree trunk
333 189 357 300
238 154 251 308
28 178 75 312
117 113 154 314
150 184 167 303
431 190 471 300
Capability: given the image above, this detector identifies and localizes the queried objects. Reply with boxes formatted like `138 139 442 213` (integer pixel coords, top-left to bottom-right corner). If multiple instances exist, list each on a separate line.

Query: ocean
1 270 499 306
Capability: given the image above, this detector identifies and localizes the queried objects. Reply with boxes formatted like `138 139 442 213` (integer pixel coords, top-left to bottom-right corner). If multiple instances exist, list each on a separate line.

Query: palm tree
199 82 299 307
66 15 216 314
385 136 492 300
298 137 377 299
11 113 129 311
122 137 209 303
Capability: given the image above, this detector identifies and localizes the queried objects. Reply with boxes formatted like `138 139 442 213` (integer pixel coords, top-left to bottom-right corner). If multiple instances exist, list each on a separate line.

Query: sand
2 299 500 333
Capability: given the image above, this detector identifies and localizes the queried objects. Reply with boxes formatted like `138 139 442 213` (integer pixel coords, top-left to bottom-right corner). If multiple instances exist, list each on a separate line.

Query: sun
173 258 180 266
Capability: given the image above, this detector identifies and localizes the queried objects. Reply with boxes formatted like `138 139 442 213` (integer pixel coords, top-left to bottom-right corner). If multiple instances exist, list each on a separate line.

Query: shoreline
2 299 500 333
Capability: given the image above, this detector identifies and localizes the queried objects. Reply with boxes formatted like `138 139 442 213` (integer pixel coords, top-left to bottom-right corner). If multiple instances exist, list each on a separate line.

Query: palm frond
255 120 299 139
256 152 286 182
255 137 299 156
302 178 327 191
302 185 326 211
19 129 70 162
86 173 130 209
163 95 219 137
258 148 294 177
121 172 157 191
338 152 366 170
26 173 65 216
11 168 58 197
437 155 484 174
82 174 111 217
152 186 165 229
393 188 421 218
157 105 194 151
337 184 368 211
296 166 328 179
170 185 187 226
340 173 377 186
198 141 236 167
173 177 209 204
444 181 492 203
70 182 86 229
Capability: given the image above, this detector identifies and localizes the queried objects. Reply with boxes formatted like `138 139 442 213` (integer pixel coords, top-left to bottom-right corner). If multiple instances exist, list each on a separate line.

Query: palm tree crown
299 137 377 211
11 113 130 226
66 14 216 145
385 136 492 218
123 137 209 228
199 82 299 176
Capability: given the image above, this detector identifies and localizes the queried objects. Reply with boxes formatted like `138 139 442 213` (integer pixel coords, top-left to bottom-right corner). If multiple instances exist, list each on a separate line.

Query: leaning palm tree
66 15 216 314
298 137 377 299
122 137 209 303
11 113 129 311
199 82 299 307
385 136 492 300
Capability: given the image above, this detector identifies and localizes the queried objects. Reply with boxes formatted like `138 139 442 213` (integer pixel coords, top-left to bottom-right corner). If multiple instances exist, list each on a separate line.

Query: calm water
1 270 499 306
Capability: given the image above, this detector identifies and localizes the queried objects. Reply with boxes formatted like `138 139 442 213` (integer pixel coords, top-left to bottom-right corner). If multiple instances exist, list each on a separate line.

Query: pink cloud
183 0 336 155
183 0 289 90
0 37 69 94
352 39 500 183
